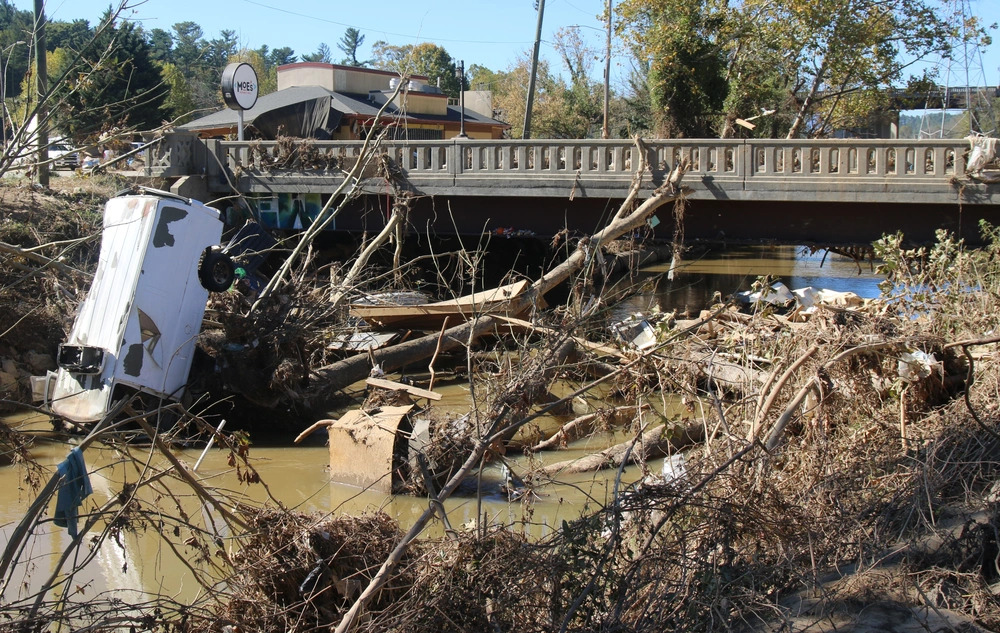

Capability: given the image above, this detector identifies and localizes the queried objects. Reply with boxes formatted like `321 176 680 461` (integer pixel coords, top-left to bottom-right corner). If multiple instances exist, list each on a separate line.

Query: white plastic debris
738 281 795 306
792 286 865 315
897 350 941 383
611 316 658 351
792 286 820 310
967 134 998 174
662 453 687 482
817 288 864 308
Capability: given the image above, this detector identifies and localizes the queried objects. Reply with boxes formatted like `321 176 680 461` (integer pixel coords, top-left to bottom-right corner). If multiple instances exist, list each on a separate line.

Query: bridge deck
141 134 1000 243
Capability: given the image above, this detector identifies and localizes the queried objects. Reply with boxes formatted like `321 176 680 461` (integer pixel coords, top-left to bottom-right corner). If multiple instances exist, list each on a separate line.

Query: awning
181 85 345 139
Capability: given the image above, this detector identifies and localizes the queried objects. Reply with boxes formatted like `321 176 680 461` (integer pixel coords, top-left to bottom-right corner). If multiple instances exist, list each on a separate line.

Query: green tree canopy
230 48 277 95
158 60 198 125
617 0 950 138
489 53 590 139
264 46 297 68
147 27 173 62
170 21 207 69
0 0 33 102
371 41 460 97
301 43 332 63
47 19 92 52
617 0 729 137
553 26 605 137
52 10 168 140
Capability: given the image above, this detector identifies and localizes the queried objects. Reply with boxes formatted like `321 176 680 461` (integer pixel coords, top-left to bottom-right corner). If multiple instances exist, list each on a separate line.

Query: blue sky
26 0 619 82
16 0 1000 92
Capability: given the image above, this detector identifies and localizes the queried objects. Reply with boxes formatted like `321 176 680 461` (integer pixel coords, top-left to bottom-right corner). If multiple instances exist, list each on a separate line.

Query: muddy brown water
0 245 883 605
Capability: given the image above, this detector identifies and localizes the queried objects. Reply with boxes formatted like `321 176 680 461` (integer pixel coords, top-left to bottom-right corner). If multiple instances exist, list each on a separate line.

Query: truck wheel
199 247 235 292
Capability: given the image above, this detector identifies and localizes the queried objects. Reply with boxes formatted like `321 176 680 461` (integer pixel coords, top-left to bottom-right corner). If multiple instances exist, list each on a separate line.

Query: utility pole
522 0 545 139
455 60 468 138
33 0 49 187
602 0 611 139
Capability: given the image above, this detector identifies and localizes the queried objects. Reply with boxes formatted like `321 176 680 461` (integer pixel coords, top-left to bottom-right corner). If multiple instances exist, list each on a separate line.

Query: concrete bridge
142 134 1000 244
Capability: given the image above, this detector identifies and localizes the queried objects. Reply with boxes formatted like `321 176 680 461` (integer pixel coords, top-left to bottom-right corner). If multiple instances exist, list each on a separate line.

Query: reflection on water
0 244 886 606
615 244 882 317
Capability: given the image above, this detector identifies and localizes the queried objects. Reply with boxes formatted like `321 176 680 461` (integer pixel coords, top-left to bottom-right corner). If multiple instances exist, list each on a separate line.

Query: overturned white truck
39 188 237 426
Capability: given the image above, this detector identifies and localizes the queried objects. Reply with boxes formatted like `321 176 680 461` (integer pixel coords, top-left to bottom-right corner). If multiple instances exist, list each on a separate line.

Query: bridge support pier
171 175 210 203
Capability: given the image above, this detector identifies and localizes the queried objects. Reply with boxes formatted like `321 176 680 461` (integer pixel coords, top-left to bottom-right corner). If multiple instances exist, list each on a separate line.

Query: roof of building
181 84 507 137
276 61 431 81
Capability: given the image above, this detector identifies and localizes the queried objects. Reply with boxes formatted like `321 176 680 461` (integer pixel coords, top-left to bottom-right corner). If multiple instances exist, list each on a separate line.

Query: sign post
221 63 259 141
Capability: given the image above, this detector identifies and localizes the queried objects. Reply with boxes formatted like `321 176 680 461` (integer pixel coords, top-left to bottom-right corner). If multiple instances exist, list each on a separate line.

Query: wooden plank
428 279 532 307
349 279 540 330
366 377 443 401
494 315 626 360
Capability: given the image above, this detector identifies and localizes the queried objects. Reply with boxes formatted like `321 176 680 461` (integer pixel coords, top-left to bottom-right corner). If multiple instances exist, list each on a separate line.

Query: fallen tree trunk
537 420 705 478
305 315 503 408
528 404 649 452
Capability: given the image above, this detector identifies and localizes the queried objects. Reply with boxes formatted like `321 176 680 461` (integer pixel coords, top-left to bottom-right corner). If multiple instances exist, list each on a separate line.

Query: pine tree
52 10 168 139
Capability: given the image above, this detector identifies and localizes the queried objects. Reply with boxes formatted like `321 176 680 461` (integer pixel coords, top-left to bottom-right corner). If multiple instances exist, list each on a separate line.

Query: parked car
49 143 80 170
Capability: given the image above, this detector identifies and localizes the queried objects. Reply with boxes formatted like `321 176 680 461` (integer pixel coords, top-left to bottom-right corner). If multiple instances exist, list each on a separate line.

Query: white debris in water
738 281 794 306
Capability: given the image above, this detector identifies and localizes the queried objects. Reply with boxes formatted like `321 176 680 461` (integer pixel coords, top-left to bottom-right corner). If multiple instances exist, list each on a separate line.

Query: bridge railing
156 135 972 194
745 139 968 180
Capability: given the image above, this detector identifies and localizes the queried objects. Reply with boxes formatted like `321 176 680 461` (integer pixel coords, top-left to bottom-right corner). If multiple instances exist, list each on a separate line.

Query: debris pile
221 509 408 629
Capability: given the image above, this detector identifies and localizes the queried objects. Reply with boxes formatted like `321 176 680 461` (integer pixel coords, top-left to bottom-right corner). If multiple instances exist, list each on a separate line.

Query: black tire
199 247 235 292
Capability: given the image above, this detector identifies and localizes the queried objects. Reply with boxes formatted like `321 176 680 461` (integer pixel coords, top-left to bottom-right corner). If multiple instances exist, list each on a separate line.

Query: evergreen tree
337 28 367 66
146 28 173 63
53 10 168 139
301 43 332 63
165 21 221 111
0 0 32 100
207 30 238 74
267 46 297 67
47 19 92 52
171 21 206 70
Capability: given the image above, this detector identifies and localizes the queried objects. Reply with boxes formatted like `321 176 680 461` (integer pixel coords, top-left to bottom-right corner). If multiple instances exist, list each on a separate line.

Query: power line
237 0 535 47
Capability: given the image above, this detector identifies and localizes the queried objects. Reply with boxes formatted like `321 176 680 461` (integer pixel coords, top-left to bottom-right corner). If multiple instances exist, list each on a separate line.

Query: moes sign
222 63 259 111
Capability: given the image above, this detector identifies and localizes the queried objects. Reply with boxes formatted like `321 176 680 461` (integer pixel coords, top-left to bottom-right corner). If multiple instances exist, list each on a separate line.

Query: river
0 244 884 607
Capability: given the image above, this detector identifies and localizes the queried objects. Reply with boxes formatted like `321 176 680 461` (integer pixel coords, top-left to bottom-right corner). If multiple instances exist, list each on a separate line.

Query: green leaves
615 0 950 138
52 12 168 140
371 42 462 98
